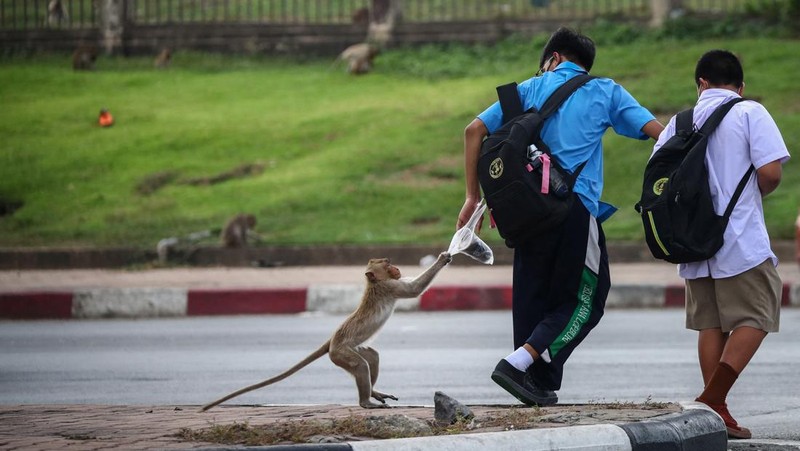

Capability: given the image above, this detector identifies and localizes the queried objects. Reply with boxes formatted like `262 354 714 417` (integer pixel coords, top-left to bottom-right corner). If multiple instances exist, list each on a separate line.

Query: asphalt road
1 309 798 441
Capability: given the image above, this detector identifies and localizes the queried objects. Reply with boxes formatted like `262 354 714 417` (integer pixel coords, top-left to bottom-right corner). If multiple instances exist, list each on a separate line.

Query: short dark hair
540 27 596 72
694 50 744 88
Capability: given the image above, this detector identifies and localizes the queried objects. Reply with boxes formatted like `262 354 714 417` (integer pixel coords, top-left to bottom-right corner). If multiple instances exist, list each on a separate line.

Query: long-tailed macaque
220 213 258 248
154 48 171 69
72 45 98 71
47 0 69 27
201 252 452 411
336 42 380 75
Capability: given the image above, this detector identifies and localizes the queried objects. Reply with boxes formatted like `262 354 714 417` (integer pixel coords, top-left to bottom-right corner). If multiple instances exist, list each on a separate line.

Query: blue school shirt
477 62 655 221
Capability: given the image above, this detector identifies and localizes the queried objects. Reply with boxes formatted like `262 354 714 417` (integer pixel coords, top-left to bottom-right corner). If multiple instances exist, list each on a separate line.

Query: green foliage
584 19 647 45
378 34 547 79
0 37 798 249
586 1 800 43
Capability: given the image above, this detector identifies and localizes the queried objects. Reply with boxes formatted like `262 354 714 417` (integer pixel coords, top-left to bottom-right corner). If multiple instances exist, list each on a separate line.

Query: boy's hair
695 50 744 88
539 27 596 72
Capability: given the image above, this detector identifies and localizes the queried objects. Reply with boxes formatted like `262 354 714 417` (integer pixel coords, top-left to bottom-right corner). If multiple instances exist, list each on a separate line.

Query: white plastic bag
447 199 494 265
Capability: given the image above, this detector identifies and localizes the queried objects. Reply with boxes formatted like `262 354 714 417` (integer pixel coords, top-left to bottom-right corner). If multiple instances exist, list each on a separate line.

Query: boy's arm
756 160 782 196
641 119 665 140
458 118 489 230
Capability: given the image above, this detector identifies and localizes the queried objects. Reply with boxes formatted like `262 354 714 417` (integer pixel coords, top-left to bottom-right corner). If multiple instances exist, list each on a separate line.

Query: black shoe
491 359 558 407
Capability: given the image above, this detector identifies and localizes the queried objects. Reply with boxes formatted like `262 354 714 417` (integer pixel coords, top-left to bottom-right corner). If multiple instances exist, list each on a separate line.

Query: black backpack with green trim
635 98 753 264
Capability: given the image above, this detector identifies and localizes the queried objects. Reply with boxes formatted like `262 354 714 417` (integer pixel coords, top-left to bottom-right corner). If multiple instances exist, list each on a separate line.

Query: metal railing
0 0 779 30
127 0 370 25
1 0 96 29
122 0 654 24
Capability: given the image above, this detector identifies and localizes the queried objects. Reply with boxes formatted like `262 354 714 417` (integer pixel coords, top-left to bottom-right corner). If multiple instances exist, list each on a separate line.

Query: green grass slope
0 38 797 249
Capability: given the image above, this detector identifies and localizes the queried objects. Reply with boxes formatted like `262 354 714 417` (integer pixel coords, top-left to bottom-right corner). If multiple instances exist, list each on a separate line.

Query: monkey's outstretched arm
392 253 451 298
200 340 330 412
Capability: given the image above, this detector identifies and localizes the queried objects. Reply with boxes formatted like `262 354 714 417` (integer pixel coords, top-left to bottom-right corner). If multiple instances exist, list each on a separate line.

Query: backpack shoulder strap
699 97 750 219
495 74 597 125
539 74 595 181
675 108 694 134
698 97 746 135
496 82 524 125
723 165 755 219
538 74 596 119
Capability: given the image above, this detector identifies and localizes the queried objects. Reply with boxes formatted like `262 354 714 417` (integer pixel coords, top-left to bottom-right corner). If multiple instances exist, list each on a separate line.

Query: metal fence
123 0 649 24
0 0 95 29
127 0 370 24
0 0 781 29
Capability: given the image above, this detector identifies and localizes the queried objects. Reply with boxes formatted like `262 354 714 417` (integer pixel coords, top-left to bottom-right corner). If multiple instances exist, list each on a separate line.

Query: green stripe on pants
549 268 598 358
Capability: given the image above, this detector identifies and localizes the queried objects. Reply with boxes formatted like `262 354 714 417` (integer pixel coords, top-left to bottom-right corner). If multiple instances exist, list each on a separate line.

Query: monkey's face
386 261 401 280
365 258 401 283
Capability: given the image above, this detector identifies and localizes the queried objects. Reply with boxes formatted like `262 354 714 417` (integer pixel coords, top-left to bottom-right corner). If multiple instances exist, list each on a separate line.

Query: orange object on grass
98 109 114 127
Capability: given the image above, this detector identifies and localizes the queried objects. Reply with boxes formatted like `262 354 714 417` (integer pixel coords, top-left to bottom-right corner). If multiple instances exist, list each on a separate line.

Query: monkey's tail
200 340 330 412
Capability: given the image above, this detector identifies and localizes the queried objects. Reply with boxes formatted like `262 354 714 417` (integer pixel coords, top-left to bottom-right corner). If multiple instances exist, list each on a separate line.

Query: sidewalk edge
185 404 725 451
1 283 797 319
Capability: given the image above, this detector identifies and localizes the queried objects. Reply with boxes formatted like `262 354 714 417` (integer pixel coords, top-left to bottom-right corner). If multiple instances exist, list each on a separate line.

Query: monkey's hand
437 252 452 266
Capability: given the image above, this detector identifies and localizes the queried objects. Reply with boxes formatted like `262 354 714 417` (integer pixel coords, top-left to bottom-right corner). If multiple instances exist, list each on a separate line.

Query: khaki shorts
685 259 781 333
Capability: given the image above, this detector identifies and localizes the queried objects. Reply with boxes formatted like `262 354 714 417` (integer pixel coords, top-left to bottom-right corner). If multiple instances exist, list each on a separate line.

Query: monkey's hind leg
330 347 389 409
357 346 397 404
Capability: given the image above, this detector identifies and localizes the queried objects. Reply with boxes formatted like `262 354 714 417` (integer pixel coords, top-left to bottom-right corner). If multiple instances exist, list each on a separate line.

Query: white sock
504 347 534 372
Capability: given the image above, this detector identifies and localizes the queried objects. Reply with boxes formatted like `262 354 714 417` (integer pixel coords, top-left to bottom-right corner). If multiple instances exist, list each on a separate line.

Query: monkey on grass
154 48 172 69
72 45 98 71
335 42 380 75
220 213 259 248
201 252 452 411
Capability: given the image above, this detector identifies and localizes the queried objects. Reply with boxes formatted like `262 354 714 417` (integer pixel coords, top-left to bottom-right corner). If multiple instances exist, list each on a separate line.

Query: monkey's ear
365 271 377 283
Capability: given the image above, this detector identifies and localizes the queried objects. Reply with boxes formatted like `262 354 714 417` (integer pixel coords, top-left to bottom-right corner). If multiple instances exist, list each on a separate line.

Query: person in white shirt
651 49 790 439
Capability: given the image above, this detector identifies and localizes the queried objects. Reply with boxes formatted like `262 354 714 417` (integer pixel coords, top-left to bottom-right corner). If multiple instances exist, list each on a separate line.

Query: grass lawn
0 37 797 249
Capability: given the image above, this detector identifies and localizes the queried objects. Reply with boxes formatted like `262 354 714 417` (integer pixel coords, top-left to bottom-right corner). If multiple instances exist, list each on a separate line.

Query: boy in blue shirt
457 27 663 406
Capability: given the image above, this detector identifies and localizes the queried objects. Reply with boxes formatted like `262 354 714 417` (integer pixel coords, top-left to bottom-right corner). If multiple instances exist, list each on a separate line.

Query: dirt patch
182 163 265 186
177 402 677 447
135 163 266 196
136 171 179 196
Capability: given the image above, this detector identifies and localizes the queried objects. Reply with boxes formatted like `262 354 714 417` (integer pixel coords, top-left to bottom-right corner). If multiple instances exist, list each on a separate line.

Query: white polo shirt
651 89 790 279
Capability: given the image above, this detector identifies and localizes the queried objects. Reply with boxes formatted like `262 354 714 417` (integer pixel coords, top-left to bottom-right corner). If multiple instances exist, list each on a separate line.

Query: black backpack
478 75 595 248
635 98 754 264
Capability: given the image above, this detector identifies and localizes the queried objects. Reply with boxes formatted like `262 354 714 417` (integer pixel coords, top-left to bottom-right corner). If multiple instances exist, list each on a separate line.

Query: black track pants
511 197 611 391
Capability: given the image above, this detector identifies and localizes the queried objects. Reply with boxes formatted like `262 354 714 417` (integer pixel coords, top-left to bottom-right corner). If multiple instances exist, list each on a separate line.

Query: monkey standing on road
201 252 452 411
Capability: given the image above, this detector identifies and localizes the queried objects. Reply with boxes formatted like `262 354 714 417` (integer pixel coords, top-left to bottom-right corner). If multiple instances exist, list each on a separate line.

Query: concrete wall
0 18 622 57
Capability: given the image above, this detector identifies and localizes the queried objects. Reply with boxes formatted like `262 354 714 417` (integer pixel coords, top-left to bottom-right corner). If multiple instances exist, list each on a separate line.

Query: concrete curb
191 403 726 451
1 283 797 319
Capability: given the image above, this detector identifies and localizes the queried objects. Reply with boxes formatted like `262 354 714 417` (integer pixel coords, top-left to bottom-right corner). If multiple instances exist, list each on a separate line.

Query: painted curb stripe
781 284 791 306
187 289 307 315
0 283 797 319
0 292 73 319
664 285 687 307
621 408 727 451
349 424 632 451
420 286 512 311
193 409 724 451
72 288 188 319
